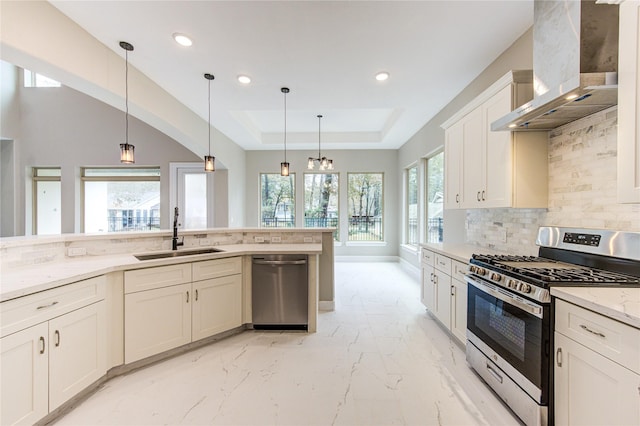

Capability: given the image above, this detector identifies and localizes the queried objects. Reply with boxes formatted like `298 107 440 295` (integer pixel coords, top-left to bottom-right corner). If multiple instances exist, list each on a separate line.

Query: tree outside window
304 173 339 240
347 173 383 241
406 166 418 245
260 173 295 227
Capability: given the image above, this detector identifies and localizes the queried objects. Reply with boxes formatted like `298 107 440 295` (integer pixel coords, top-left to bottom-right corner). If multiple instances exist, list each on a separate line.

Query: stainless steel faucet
172 207 184 250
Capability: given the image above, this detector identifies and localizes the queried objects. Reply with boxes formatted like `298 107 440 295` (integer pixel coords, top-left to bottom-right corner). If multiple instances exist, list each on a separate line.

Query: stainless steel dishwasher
251 254 308 330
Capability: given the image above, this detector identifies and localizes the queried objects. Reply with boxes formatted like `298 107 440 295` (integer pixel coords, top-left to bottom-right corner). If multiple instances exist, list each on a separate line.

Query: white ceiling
49 0 533 151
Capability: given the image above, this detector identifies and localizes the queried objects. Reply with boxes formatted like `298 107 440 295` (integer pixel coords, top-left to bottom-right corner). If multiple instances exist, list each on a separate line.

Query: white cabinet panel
0 323 48 426
451 277 467 344
48 302 106 410
433 269 452 329
124 263 191 294
444 122 464 210
124 283 192 363
461 108 484 208
554 332 640 426
192 257 242 281
192 274 242 341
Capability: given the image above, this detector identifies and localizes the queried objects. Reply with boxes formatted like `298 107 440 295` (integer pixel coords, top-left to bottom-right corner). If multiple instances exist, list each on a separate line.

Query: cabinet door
48 302 106 410
450 278 467 345
192 274 242 341
124 283 192 363
617 0 640 203
421 264 435 310
0 323 48 426
483 85 512 208
461 108 484 208
554 332 640 426
444 122 464 209
433 269 451 329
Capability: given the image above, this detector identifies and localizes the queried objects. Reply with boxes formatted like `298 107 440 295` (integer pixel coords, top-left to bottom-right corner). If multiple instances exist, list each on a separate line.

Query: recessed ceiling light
237 75 251 84
375 71 390 81
508 123 517 128
565 93 578 100
172 33 193 47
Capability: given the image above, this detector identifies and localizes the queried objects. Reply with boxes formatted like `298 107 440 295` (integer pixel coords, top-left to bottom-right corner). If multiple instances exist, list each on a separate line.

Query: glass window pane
407 166 418 245
36 181 61 235
84 181 160 233
427 152 444 243
347 173 383 241
304 173 339 240
84 168 160 177
260 173 295 228
183 173 207 230
34 168 61 177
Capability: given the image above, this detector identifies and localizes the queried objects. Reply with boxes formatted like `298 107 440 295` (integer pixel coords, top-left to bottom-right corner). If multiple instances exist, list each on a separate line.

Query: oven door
466 275 550 403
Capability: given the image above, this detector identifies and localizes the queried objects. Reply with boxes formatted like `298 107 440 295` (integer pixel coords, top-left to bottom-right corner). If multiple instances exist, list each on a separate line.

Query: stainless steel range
465 227 640 426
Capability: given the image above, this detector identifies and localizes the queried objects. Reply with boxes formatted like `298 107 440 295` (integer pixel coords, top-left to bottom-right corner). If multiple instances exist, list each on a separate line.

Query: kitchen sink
134 248 224 261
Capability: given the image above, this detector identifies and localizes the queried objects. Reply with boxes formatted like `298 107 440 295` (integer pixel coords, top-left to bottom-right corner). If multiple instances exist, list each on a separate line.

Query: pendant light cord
208 78 211 156
283 90 287 162
125 48 129 145
318 115 322 158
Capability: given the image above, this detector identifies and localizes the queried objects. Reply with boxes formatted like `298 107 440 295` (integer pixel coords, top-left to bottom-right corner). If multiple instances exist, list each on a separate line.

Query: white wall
397 28 534 268
0 0 247 228
245 149 399 257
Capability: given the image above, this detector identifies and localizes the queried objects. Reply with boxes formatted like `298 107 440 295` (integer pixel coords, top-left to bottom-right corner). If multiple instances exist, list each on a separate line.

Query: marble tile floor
54 262 521 426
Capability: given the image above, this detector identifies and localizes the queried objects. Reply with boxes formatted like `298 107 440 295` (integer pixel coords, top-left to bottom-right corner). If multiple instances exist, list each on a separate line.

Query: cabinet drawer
434 254 452 274
555 299 640 374
192 257 241 282
124 263 192 294
452 260 468 282
1 276 106 338
421 249 435 266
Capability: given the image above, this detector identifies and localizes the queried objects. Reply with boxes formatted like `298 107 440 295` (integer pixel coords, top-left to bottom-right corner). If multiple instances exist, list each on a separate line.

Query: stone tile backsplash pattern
467 107 640 255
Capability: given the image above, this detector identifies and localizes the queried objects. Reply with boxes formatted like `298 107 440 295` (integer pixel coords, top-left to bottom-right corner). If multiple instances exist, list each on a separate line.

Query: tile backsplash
466 107 640 255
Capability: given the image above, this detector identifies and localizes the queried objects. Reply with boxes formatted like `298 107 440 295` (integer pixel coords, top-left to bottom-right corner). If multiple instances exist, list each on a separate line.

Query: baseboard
335 255 399 262
318 300 335 311
399 257 420 280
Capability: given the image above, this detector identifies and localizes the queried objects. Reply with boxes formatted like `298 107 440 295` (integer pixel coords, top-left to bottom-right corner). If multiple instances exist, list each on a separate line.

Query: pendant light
307 114 333 171
280 87 290 176
119 41 135 164
204 73 215 172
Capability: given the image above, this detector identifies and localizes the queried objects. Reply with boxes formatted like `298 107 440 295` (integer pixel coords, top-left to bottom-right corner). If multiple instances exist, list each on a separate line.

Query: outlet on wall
271 236 281 243
254 236 264 243
67 247 87 257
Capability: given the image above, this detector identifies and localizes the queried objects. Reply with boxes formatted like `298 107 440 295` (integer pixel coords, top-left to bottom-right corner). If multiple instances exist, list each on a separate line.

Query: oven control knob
477 268 487 276
490 272 502 282
507 279 517 289
520 283 532 294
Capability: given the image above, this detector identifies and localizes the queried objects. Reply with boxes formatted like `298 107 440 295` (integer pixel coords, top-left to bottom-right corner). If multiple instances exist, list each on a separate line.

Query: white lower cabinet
124 257 243 364
420 248 468 346
0 322 48 425
554 299 640 425
1 277 106 426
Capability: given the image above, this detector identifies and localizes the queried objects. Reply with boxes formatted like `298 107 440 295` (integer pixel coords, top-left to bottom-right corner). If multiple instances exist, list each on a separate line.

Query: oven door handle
465 276 543 319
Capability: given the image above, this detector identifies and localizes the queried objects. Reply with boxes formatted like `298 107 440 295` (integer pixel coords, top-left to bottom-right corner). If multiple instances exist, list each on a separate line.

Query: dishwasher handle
253 259 307 266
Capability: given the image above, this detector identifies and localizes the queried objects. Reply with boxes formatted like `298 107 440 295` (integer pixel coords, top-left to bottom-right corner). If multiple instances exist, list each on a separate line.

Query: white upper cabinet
617 0 640 203
442 71 548 209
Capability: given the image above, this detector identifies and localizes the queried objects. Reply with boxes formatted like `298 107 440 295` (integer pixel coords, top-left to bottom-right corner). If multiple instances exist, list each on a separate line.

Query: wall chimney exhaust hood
492 0 619 132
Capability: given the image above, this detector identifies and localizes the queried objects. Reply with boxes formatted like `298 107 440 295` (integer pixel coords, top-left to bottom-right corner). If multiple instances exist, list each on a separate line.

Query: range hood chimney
492 0 619 131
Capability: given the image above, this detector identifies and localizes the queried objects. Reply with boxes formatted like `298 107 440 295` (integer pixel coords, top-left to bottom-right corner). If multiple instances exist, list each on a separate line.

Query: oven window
476 297 526 361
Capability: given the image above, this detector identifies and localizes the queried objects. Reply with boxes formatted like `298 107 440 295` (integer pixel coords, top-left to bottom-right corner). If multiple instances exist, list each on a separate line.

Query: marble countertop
0 243 322 302
420 242 504 264
551 286 640 329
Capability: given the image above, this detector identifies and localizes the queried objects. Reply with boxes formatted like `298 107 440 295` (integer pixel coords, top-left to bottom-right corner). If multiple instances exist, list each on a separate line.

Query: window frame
23 69 61 88
259 172 296 228
405 164 419 246
303 172 340 240
32 167 62 235
346 172 384 242
425 150 445 244
80 167 161 233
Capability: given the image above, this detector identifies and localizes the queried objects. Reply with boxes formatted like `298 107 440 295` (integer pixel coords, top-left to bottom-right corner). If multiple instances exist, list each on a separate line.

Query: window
23 69 61 88
347 173 383 241
426 152 444 243
260 173 295 227
82 168 160 233
304 173 339 240
33 167 61 235
406 165 418 245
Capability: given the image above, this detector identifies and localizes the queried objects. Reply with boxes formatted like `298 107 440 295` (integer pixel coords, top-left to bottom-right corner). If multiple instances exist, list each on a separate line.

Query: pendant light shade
204 73 215 172
119 41 135 164
308 114 333 170
280 87 290 176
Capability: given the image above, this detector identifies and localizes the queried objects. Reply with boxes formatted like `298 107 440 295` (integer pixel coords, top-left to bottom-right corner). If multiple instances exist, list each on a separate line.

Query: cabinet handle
455 194 459 203
39 336 46 354
54 330 60 347
580 324 606 338
430 273 434 282
477 191 481 201
37 301 59 310
556 347 562 367
451 285 455 296
433 275 438 285
186 291 190 303
195 289 199 301
481 190 485 201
